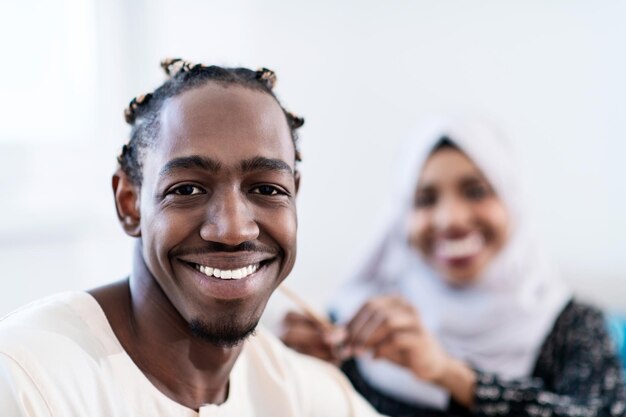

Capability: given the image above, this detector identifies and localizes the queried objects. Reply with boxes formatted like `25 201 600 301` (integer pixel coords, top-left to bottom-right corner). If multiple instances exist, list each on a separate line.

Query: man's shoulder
0 292 132 416
0 292 103 357
1 291 90 328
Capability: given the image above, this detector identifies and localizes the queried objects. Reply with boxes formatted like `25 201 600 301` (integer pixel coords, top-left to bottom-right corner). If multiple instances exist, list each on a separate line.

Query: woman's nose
433 196 472 232
199 191 260 246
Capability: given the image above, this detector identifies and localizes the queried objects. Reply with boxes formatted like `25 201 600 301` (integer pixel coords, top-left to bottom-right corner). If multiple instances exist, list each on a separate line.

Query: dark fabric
340 301 626 417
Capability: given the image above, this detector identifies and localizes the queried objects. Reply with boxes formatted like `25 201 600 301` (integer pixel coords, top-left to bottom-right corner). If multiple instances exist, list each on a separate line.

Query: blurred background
1 0 625 318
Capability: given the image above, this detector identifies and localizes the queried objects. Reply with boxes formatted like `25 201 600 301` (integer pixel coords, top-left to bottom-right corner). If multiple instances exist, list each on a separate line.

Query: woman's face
408 147 510 286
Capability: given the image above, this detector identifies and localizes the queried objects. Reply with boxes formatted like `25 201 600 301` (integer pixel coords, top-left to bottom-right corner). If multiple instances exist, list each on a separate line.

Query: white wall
1 0 625 317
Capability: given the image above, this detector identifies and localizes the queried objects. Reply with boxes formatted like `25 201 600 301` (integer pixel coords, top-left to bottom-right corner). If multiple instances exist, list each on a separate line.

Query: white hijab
330 117 571 409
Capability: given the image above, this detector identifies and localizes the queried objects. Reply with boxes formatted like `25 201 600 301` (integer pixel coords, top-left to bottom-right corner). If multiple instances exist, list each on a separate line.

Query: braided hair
118 58 305 186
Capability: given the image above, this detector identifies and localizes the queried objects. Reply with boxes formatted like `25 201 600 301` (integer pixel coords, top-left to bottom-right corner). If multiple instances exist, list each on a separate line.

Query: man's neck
89 241 242 410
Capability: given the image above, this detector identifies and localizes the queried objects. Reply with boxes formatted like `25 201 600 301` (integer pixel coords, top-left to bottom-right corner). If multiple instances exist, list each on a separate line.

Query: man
0 59 382 416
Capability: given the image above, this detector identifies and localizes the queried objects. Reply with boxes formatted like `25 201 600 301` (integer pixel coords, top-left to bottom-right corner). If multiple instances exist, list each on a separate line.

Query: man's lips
178 252 277 281
177 255 279 300
181 259 274 280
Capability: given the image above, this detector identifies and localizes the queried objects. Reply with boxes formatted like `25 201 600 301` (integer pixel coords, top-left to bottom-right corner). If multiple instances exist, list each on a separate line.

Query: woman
281 118 625 417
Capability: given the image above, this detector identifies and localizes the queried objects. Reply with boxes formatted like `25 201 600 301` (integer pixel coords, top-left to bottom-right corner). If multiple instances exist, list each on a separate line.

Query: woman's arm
344 295 477 400
468 303 626 417
344 297 625 417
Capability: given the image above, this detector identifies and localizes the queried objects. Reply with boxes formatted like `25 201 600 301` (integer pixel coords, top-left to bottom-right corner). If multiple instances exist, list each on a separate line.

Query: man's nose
200 190 260 246
433 196 472 231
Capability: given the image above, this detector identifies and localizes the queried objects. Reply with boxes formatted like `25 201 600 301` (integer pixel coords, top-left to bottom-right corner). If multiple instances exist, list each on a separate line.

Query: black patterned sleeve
472 302 626 417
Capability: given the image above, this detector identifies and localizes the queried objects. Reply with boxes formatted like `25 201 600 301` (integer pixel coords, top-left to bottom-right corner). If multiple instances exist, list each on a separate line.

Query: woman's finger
361 310 420 350
346 296 419 354
283 310 320 327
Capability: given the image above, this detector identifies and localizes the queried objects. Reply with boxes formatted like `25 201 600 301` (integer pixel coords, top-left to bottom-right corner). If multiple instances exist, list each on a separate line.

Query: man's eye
171 185 204 196
251 185 281 196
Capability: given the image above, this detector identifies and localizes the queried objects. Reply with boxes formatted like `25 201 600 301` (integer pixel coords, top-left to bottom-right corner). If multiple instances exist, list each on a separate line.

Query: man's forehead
138 87 295 182
160 83 290 141
141 83 296 171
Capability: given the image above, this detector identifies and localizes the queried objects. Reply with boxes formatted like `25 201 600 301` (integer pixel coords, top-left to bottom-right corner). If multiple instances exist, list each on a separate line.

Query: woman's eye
171 185 204 196
414 193 436 208
251 185 281 196
465 185 488 200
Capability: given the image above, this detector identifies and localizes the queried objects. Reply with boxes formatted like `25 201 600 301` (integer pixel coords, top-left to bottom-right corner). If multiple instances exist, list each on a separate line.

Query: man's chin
188 318 259 348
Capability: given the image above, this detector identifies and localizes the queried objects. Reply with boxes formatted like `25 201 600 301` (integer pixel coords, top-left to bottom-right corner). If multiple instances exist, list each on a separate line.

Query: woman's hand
280 311 347 365
345 295 477 407
344 295 451 383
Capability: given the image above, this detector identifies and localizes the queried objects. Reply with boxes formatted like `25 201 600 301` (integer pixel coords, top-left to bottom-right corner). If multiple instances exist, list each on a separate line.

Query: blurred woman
281 118 625 417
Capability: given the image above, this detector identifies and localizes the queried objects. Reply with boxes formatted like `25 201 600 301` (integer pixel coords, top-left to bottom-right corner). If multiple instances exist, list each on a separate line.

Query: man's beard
188 314 259 348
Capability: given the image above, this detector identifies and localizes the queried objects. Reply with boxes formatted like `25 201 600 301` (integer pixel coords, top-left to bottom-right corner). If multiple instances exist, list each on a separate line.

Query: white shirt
0 292 382 417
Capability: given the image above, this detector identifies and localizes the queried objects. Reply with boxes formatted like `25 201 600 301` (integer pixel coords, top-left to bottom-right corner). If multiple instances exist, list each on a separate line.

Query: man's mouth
193 262 259 280
182 259 274 280
177 253 279 300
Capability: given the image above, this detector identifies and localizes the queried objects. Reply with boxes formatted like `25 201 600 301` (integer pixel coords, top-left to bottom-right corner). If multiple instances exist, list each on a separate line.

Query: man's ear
112 169 141 237
294 170 301 196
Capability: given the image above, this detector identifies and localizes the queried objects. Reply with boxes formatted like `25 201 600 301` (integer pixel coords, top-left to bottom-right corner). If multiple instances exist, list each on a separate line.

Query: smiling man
0 59 382 416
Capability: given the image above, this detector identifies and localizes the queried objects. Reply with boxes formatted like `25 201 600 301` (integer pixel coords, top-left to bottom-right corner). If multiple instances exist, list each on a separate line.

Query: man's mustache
171 241 280 257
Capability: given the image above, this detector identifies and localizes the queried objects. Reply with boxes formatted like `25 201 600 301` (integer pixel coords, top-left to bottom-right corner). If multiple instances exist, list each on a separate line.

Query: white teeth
436 233 484 259
194 263 261 280
200 265 214 276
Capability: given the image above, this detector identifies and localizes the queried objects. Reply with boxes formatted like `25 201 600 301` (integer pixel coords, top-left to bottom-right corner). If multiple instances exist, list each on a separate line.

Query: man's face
137 83 298 346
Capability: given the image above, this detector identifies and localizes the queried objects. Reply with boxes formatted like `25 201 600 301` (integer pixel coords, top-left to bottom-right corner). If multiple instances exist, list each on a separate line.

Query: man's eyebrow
159 156 222 177
240 156 294 175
